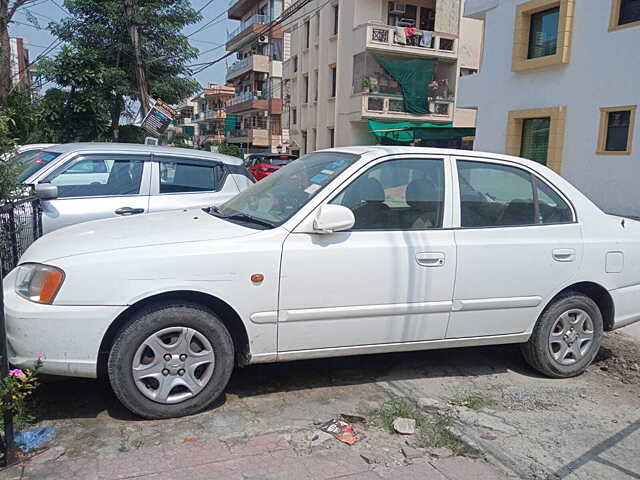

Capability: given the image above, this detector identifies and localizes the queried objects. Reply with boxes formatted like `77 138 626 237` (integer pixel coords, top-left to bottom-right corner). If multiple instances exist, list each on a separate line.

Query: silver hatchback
16 143 253 233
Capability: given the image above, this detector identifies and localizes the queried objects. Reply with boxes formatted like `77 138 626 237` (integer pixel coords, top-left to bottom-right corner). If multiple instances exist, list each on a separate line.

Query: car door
448 156 582 339
39 153 151 233
148 155 238 213
278 155 457 352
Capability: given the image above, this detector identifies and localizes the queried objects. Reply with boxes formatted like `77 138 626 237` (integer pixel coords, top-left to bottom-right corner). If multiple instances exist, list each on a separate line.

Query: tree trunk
0 16 11 109
123 0 150 117
111 96 121 141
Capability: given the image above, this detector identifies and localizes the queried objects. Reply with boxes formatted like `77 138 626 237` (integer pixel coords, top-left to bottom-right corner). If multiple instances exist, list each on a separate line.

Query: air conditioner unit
257 35 269 44
390 2 406 14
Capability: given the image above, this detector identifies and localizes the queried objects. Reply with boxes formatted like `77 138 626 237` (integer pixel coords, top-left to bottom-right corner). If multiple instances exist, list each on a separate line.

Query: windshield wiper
222 212 276 229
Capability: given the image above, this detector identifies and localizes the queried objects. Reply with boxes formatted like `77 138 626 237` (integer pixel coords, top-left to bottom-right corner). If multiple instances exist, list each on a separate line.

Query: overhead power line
191 0 315 76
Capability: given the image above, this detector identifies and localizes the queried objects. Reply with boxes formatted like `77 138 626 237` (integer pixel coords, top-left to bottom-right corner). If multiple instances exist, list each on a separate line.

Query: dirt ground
7 329 640 479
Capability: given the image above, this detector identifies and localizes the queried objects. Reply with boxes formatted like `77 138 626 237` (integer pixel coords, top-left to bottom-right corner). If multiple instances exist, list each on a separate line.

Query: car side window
458 160 535 228
159 159 223 194
535 177 573 224
457 160 573 228
47 155 145 198
330 158 445 230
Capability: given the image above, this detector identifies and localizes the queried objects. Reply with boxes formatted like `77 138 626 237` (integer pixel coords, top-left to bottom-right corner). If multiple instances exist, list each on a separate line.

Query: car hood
20 208 258 263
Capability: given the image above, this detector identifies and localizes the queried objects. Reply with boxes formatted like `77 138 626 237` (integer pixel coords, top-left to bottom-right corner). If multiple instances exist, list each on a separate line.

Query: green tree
40 0 201 140
216 143 243 158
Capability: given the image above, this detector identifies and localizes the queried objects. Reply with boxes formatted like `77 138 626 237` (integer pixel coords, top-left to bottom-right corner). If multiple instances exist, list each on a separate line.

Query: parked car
5 146 640 419
243 153 297 180
16 143 253 233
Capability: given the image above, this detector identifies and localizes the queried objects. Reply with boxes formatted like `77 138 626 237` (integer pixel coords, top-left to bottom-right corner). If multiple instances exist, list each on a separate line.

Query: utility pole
124 0 150 117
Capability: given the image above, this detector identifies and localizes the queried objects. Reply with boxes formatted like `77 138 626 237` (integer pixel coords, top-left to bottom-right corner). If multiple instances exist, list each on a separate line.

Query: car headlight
15 263 65 304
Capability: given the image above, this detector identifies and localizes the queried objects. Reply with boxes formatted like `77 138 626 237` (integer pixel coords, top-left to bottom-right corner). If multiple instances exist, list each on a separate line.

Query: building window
329 65 337 98
333 4 339 36
610 0 640 30
315 13 320 40
520 117 551 164
512 0 574 72
303 75 309 103
292 107 297 125
506 107 566 173
328 128 335 148
597 105 637 155
304 20 310 48
293 55 298 73
302 130 308 154
527 7 560 59
314 70 318 101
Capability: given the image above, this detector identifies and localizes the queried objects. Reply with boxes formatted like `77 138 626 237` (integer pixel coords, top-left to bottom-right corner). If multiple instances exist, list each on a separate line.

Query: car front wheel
522 292 603 378
108 302 234 419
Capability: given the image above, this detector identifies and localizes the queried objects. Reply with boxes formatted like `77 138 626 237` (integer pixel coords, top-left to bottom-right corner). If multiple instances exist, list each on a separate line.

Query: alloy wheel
548 309 595 366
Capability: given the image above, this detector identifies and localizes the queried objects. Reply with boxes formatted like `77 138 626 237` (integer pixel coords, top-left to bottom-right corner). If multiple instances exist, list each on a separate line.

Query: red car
244 153 297 181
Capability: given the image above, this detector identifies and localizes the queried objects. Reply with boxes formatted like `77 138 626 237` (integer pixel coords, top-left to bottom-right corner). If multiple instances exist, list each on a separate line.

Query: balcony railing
227 14 268 41
227 57 250 76
362 93 454 120
196 109 226 121
227 90 275 106
364 23 458 57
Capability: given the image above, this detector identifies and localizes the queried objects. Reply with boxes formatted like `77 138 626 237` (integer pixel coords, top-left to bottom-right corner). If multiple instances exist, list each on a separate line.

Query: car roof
44 142 243 166
320 146 551 172
17 144 57 152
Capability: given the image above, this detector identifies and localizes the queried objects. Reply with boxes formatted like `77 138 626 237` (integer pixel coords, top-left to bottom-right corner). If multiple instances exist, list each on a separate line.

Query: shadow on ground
31 343 538 423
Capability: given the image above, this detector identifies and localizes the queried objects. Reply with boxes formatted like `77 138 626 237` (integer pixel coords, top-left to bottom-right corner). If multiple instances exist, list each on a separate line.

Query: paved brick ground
1 433 507 480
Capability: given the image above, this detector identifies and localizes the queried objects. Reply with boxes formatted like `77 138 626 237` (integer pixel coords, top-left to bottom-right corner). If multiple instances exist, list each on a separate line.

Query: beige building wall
284 0 481 153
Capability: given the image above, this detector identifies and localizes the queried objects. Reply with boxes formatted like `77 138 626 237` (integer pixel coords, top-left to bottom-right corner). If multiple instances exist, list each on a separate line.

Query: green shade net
368 120 475 144
182 126 195 136
224 114 239 133
374 56 435 114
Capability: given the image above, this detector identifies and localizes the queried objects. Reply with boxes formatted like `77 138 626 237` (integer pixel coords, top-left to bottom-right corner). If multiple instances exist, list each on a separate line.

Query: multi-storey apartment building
225 0 289 153
192 84 235 147
173 101 199 146
458 0 640 216
283 0 482 154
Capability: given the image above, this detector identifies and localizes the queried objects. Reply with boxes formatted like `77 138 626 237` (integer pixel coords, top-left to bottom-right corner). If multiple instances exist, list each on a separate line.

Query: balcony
226 54 272 82
227 14 269 49
360 93 454 123
195 109 227 122
228 0 254 21
226 91 283 114
358 22 458 61
226 128 281 147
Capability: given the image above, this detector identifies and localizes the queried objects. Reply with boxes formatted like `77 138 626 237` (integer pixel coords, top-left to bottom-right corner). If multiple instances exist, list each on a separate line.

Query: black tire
108 302 234 419
522 292 603 378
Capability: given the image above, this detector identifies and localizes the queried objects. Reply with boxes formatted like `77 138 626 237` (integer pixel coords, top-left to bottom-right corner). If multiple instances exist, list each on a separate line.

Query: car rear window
16 150 61 182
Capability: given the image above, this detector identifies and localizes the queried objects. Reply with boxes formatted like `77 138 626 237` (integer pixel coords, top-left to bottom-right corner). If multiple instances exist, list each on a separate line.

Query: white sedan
4 147 640 419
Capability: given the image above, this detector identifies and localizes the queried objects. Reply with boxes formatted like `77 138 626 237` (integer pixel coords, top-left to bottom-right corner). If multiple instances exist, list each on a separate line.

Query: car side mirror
35 183 58 201
313 205 355 234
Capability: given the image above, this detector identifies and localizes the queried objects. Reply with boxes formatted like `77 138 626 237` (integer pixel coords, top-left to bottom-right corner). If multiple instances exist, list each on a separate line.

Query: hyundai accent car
17 143 253 233
4 147 640 419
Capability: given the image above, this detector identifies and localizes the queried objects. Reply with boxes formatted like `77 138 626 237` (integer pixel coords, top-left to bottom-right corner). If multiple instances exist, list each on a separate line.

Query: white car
4 147 640 419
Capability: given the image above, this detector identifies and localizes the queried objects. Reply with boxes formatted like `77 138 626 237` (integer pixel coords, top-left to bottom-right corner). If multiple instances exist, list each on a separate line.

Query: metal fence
0 196 43 277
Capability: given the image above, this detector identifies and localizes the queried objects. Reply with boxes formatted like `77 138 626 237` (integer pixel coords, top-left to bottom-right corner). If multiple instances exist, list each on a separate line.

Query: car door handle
115 207 145 216
552 248 576 262
416 252 445 267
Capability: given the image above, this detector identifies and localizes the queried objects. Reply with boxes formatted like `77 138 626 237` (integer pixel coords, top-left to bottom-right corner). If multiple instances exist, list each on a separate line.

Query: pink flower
37 354 45 360
8 369 24 377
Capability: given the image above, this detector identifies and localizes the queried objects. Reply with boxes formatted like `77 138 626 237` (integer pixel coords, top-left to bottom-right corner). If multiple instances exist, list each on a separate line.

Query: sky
9 0 233 91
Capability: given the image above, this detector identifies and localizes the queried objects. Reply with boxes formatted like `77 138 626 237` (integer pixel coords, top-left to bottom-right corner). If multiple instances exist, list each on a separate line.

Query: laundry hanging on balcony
373 56 435 115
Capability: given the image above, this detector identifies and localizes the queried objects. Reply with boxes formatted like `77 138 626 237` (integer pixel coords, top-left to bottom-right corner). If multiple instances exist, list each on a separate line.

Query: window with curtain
619 0 640 25
605 110 631 151
528 7 559 59
520 117 550 165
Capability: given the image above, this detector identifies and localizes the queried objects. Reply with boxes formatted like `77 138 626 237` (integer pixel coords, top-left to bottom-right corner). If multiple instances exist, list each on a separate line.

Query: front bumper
3 270 127 378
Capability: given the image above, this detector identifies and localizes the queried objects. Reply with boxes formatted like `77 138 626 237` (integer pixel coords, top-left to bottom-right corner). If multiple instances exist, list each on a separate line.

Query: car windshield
213 152 359 229
16 150 61 182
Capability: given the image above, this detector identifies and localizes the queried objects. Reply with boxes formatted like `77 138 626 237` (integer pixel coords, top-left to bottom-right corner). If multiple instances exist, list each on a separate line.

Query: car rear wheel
108 302 234 419
522 292 603 378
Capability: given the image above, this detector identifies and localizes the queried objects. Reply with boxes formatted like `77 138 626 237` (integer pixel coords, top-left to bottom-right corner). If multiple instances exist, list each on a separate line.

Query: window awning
368 120 475 144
